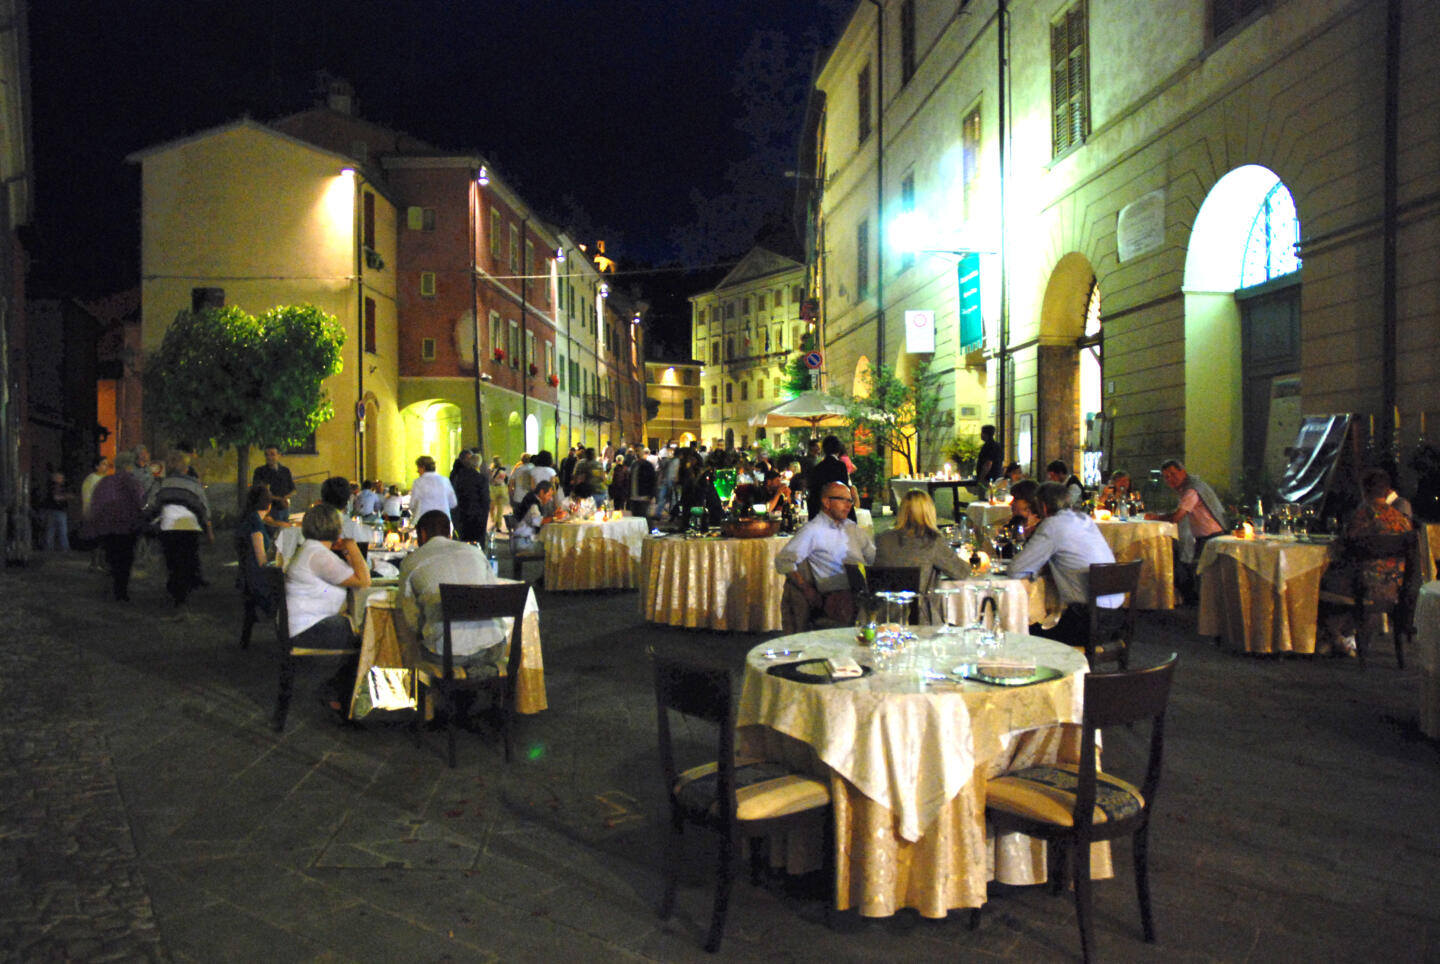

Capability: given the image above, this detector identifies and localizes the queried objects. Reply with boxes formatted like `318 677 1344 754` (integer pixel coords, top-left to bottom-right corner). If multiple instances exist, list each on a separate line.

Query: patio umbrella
747 391 850 429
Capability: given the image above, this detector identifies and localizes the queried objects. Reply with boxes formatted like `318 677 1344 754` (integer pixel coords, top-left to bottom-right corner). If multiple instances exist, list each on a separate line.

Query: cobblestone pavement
2 538 1439 962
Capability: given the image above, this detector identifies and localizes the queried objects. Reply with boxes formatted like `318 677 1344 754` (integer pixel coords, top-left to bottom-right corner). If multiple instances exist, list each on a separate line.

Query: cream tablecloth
351 580 546 717
934 575 1058 632
737 630 1108 917
275 519 381 563
540 515 649 590
639 534 788 631
966 501 1013 530
1414 581 1440 740
1419 523 1440 584
1096 519 1177 610
1197 536 1333 654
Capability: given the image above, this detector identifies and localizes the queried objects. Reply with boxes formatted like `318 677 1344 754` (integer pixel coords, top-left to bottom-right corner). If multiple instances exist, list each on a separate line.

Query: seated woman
1099 470 1142 512
285 504 370 714
238 483 278 615
875 490 971 600
1004 479 1042 544
1319 468 1413 657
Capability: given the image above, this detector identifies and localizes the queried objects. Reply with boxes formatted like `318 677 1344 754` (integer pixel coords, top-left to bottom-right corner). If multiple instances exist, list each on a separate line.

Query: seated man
1008 481 1122 646
774 482 876 632
513 480 562 551
1045 459 1085 506
398 510 508 675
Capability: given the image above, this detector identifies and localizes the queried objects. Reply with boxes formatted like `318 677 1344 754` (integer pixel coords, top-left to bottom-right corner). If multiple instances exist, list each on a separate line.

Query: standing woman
284 504 370 715
488 457 510 533
148 450 213 607
87 451 148 601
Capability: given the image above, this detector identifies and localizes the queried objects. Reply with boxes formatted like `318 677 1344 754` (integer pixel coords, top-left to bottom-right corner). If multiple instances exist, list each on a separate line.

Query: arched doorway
362 391 379 482
524 413 540 454
1037 253 1099 483
1184 165 1303 491
399 400 463 477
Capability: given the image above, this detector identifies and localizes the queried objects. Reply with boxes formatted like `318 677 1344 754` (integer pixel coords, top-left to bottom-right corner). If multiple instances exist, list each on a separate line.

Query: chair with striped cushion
651 650 831 953
974 653 1178 964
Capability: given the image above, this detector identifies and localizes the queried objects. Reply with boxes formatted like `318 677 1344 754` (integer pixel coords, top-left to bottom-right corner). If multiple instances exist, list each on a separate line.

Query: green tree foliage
781 330 818 399
143 304 345 504
832 360 950 478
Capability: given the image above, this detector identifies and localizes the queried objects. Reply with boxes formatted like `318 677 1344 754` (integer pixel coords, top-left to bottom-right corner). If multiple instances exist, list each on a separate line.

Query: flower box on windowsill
493 348 505 362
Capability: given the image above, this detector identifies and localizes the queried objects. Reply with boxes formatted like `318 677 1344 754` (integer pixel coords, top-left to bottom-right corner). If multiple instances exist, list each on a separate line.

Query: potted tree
849 453 883 511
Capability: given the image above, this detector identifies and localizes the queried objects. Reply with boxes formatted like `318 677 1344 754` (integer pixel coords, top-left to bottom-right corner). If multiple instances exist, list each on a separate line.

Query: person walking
87 451 148 601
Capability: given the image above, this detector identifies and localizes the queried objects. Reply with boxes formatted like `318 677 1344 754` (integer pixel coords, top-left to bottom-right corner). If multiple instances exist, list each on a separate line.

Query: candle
1394 406 1400 431
1369 414 1375 437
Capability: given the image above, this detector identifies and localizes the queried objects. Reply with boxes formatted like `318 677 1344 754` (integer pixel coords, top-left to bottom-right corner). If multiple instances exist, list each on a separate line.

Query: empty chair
651 650 831 953
417 582 530 766
504 512 545 580
976 654 1178 964
844 563 922 622
1084 560 1142 669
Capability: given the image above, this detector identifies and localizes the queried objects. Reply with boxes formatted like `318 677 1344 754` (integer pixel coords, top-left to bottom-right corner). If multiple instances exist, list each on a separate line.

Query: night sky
27 0 850 352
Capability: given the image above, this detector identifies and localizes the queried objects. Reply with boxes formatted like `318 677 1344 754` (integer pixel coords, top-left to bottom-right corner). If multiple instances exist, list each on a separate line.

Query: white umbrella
747 391 850 429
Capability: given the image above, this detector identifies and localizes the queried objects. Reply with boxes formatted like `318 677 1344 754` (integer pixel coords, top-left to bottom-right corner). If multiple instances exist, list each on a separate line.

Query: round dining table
639 533 789 631
736 629 1108 918
1197 535 1333 653
539 515 649 590
1095 518 1177 609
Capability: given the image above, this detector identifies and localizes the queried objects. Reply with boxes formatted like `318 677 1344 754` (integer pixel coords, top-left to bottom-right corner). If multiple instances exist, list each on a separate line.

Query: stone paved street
2 536 1438 962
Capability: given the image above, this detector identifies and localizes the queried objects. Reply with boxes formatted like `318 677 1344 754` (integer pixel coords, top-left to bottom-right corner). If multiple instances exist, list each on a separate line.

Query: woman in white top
285 504 370 714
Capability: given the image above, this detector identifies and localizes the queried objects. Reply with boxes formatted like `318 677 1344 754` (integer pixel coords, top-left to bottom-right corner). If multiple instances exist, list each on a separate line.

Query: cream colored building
690 247 809 450
129 119 403 497
644 360 702 451
808 0 1438 497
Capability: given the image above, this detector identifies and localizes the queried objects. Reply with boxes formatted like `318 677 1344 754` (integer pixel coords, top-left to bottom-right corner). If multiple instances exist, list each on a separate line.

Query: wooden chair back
1085 561 1142 669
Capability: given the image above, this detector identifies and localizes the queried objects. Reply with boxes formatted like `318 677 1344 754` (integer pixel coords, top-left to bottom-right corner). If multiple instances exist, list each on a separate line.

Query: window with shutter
1050 2 1089 158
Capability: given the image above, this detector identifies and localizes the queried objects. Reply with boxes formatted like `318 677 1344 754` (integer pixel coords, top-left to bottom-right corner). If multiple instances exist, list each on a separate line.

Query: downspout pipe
471 171 485 455
996 0 1010 451
1381 0 1400 451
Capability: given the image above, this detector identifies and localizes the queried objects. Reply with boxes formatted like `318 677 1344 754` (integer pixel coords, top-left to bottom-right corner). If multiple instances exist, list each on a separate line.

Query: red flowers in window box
548 374 559 387
493 347 505 361
529 363 539 376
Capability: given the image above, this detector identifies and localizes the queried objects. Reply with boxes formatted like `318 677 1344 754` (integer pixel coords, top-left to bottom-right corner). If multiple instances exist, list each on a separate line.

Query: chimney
327 78 356 115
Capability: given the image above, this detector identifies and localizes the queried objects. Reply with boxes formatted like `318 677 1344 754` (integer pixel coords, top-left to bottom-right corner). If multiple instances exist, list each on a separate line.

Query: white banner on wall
905 309 935 353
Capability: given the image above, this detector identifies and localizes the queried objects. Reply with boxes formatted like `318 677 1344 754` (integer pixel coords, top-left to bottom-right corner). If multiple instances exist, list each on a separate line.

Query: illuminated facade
643 360 703 451
807 0 1439 495
690 247 809 450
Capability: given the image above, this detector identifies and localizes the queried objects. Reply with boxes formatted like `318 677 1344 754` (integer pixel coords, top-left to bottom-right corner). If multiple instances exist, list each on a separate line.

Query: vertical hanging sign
958 252 983 353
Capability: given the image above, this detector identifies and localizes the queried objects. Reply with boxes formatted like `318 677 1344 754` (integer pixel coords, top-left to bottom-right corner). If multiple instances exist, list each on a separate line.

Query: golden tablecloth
639 535 788 631
540 515 649 590
1419 523 1440 583
737 630 1109 917
1096 519 1177 610
965 501 1013 530
351 582 547 717
1197 536 1332 654
1414 582 1440 740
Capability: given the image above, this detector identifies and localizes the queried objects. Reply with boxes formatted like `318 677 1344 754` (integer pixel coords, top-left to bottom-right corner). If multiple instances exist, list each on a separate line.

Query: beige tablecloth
541 515 649 590
639 535 788 631
1414 582 1440 740
1096 519 1177 610
1419 523 1440 584
351 581 546 717
966 501 1013 531
737 630 1109 917
1197 536 1333 654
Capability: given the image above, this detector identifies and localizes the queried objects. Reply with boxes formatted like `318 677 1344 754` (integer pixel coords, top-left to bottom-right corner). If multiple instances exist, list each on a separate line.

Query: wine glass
929 587 965 635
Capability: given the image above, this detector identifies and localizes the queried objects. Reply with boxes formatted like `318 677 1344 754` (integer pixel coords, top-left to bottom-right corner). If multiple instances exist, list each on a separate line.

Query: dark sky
27 0 850 313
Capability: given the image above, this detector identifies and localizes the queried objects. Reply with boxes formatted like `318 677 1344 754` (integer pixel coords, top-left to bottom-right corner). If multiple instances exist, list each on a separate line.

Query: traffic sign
804 351 823 370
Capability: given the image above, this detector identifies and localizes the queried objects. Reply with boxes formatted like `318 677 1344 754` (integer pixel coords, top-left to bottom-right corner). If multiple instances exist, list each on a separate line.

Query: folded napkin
371 559 399 578
826 656 864 679
976 657 1036 679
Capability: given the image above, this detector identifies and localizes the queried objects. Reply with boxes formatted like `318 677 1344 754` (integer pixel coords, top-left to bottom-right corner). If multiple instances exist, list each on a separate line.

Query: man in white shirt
409 455 458 522
399 511 509 674
774 481 875 631
1009 481 1120 645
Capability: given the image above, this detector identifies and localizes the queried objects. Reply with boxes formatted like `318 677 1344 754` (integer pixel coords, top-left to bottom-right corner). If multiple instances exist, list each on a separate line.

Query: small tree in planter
849 452 884 510
832 360 949 478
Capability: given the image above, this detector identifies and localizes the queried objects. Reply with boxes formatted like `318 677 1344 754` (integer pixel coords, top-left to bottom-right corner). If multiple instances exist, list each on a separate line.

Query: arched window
1240 182 1301 288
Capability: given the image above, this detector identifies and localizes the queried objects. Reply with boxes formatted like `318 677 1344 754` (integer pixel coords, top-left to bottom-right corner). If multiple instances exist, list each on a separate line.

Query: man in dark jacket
450 449 490 544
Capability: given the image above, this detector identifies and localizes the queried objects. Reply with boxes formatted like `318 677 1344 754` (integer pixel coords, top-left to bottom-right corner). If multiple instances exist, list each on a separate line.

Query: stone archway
399 399 463 477
1036 252 1098 481
1184 164 1303 492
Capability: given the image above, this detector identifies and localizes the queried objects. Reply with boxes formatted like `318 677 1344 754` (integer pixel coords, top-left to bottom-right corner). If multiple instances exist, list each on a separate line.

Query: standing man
806 436 856 520
1151 458 1227 604
1046 460 1085 506
774 481 875 632
409 455 458 522
975 424 1003 491
627 445 658 519
1008 481 1120 645
450 449 490 544
253 445 296 522
558 446 580 498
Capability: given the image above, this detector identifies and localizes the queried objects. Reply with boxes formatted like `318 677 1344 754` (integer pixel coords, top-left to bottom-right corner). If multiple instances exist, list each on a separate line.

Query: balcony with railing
583 393 615 422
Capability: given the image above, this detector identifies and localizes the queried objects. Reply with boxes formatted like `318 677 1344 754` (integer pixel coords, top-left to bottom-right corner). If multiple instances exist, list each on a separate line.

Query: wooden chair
975 654 1179 964
844 563 922 622
417 582 530 766
235 530 274 650
1317 528 1420 669
264 567 358 733
651 650 831 953
1084 561 1142 669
